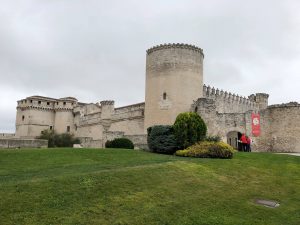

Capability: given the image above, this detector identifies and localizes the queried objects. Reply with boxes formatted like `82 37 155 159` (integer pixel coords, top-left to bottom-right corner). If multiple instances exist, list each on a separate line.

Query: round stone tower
144 43 204 131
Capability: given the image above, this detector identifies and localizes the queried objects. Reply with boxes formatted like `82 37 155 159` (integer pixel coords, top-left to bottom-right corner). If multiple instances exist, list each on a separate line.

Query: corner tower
144 43 204 130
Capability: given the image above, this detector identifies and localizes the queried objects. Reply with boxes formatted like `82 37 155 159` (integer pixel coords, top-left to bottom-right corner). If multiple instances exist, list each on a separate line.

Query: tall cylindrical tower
144 43 204 131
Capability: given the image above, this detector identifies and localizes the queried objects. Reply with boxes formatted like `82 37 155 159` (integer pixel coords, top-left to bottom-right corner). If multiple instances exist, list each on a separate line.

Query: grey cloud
1 0 300 132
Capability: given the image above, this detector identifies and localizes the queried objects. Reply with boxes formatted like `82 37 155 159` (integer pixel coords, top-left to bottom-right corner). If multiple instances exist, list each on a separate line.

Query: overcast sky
0 0 299 132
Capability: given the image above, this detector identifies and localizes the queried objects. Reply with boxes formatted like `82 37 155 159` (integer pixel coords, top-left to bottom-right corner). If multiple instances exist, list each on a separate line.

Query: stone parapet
146 43 204 57
0 138 48 149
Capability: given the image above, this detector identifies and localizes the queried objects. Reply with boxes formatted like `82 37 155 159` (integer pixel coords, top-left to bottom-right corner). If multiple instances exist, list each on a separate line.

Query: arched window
163 92 167 100
194 107 198 113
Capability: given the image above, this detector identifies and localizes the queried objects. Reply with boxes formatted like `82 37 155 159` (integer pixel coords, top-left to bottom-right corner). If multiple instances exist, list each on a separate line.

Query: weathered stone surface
9 44 300 152
255 199 280 208
0 139 48 149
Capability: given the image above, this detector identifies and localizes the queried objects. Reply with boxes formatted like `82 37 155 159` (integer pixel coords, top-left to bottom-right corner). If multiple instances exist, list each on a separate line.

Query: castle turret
248 93 269 110
255 93 269 110
100 100 114 120
144 43 204 130
54 97 77 133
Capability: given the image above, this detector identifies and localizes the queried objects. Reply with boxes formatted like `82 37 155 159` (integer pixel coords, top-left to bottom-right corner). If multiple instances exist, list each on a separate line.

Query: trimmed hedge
173 112 207 149
175 141 235 159
105 138 134 149
147 125 178 154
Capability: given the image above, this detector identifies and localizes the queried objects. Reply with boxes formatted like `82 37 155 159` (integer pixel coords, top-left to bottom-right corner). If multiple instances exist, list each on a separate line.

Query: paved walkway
277 153 300 157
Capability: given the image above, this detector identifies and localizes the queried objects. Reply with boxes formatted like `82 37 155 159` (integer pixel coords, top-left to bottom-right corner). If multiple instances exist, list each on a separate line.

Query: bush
147 125 178 154
173 112 207 149
38 130 80 148
105 138 134 149
204 135 221 142
175 141 235 159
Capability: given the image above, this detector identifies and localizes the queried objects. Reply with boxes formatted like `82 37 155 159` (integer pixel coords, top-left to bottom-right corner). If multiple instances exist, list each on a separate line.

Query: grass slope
0 148 299 225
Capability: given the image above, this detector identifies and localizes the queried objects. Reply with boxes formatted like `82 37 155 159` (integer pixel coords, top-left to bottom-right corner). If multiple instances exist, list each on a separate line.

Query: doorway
227 131 242 151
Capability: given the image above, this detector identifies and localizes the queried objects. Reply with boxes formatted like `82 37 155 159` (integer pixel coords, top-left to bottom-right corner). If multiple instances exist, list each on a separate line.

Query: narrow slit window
22 115 25 121
163 92 167 100
67 126 70 132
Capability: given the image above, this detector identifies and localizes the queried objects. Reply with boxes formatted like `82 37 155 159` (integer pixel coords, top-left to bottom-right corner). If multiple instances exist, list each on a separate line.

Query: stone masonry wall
255 103 300 152
202 85 259 113
0 138 48 149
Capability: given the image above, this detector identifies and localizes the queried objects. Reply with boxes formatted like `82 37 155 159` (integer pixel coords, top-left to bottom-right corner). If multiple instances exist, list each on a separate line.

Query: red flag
251 113 260 136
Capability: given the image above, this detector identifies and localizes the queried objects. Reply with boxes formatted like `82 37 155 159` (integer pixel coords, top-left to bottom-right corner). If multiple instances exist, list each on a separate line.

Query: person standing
246 136 251 152
240 133 247 152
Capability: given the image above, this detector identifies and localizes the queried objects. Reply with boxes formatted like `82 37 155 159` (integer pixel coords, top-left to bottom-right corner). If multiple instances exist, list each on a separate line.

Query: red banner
251 113 260 136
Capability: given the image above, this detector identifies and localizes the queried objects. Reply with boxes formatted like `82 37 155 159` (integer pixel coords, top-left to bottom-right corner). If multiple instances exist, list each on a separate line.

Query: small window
25 100 27 103
38 101 41 105
63 102 66 106
163 92 167 100
30 100 33 103
47 102 50 105
67 126 70 132
49 126 53 130
56 102 59 105
194 106 198 113
22 115 25 121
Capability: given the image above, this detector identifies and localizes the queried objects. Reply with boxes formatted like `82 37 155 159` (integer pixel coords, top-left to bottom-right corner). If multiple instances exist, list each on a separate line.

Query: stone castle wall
9 43 300 153
0 133 16 139
0 138 48 149
255 103 300 153
202 85 259 113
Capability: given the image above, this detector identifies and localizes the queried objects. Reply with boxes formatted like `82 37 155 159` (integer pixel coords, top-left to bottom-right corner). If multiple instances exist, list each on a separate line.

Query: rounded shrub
105 138 134 149
38 129 81 148
175 141 235 159
147 125 178 154
204 135 221 142
173 112 207 149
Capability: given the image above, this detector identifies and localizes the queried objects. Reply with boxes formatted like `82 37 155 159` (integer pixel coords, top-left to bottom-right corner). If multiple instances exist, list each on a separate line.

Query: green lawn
0 148 299 225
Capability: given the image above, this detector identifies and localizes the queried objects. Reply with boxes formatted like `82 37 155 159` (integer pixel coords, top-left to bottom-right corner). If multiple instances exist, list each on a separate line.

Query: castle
5 44 300 152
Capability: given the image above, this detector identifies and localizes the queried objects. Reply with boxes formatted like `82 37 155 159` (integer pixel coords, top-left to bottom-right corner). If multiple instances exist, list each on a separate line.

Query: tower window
194 106 198 113
49 126 53 130
38 101 41 105
63 102 66 106
47 102 50 105
163 92 167 100
67 126 70 132
30 100 33 103
22 115 25 121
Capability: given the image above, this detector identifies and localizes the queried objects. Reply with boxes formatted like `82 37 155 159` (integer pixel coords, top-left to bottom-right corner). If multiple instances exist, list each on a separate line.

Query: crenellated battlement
268 102 300 109
17 95 77 112
100 100 115 106
146 43 204 56
199 84 260 113
203 84 256 106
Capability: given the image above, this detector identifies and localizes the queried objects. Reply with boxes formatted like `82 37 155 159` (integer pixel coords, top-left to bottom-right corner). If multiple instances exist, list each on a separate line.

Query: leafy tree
147 125 178 154
38 130 80 148
173 112 207 149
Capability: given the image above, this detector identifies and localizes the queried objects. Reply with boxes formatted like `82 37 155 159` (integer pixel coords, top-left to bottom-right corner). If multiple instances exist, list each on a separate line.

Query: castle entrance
227 131 242 151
